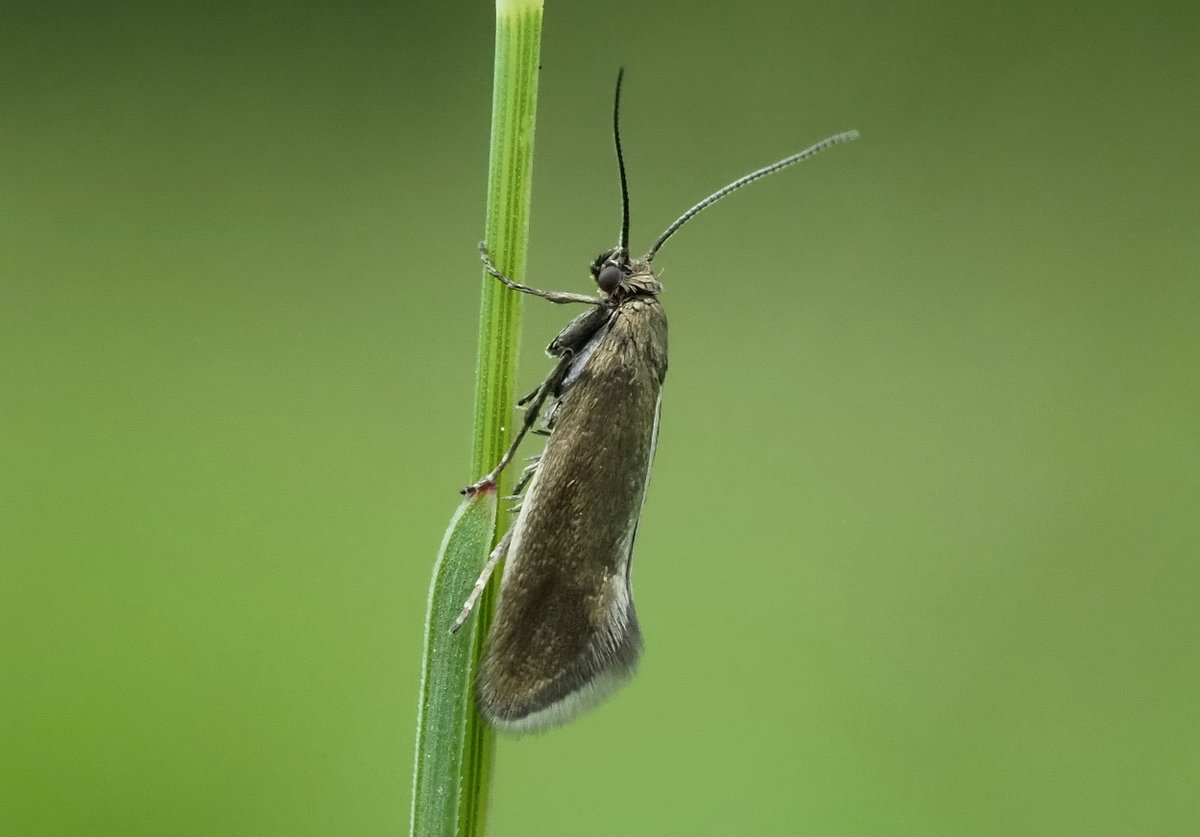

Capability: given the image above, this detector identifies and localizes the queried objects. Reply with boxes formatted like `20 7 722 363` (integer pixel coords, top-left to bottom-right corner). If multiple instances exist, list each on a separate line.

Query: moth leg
462 353 570 495
501 458 539 510
449 527 513 633
479 243 601 306
516 384 541 408
511 456 540 496
547 305 613 355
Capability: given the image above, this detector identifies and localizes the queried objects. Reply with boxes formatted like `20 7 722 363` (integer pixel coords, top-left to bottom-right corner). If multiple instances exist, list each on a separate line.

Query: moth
453 70 857 732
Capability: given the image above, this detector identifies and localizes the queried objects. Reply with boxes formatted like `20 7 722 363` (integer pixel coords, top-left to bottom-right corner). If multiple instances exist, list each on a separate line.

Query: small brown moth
453 70 857 732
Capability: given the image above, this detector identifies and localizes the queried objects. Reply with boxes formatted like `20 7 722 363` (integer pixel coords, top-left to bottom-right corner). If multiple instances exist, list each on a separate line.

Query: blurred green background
3 1 1197 834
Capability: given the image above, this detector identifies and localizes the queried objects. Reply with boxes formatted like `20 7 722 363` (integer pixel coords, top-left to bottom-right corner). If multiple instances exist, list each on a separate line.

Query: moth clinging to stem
453 69 857 732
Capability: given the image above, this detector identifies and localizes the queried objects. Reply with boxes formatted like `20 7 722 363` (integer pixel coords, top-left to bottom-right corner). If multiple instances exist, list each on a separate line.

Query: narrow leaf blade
410 486 498 837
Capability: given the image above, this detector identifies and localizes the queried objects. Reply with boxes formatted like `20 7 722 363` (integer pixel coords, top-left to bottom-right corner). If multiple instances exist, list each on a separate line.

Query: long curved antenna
613 68 630 254
645 129 859 262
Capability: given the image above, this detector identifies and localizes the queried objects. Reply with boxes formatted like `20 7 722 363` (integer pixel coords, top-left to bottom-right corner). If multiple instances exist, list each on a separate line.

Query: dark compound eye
597 263 623 294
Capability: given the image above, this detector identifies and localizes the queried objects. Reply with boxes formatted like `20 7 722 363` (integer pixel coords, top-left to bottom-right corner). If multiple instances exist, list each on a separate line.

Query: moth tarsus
450 528 514 634
459 479 492 498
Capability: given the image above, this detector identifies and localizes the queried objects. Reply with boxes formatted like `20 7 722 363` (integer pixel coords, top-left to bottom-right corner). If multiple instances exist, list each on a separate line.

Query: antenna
613 68 631 255
645 129 859 262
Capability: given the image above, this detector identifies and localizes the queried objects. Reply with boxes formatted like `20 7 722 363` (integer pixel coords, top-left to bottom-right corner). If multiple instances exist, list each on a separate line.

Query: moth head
590 248 659 298
590 248 630 295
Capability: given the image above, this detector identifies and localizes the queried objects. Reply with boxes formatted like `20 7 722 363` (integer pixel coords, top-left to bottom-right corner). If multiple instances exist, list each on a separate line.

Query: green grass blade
409 487 499 837
410 1 543 835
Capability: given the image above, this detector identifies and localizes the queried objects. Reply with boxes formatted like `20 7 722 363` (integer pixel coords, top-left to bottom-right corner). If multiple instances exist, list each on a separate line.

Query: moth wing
475 529 643 732
476 297 666 732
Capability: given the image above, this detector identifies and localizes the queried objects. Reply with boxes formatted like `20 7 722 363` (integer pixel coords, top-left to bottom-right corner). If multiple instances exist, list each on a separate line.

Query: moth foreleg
478 243 602 306
449 527 513 633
